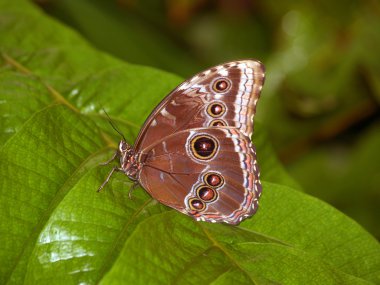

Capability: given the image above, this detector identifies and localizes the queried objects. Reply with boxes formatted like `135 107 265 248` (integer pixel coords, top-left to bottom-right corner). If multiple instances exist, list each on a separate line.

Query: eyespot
204 172 224 188
190 135 218 160
196 186 218 202
209 119 227 127
207 102 226 117
212 78 231 93
188 198 206 211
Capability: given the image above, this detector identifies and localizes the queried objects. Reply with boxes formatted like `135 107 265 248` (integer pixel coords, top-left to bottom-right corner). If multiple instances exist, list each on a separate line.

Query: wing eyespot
212 78 231 93
188 198 206 211
207 102 226 118
196 185 218 202
209 119 227 127
189 135 218 160
204 172 224 188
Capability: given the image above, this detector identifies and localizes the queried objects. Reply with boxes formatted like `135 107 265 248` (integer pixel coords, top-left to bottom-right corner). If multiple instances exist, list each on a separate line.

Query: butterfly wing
134 60 265 152
138 127 261 225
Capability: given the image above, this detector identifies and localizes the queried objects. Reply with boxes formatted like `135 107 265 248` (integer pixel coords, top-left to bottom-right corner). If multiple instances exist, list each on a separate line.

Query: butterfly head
118 140 131 153
118 140 133 163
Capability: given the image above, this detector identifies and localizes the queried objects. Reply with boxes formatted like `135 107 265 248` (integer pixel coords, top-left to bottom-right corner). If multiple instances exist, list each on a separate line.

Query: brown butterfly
99 60 265 225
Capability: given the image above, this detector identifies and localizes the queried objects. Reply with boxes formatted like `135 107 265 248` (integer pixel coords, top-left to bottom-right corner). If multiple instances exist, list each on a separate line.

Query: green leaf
0 1 379 285
101 186 378 284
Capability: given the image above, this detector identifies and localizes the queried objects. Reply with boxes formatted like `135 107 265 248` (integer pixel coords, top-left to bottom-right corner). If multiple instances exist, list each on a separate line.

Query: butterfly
99 59 265 225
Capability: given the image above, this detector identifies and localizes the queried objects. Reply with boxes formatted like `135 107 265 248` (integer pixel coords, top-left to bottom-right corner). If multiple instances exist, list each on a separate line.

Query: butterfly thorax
118 141 140 181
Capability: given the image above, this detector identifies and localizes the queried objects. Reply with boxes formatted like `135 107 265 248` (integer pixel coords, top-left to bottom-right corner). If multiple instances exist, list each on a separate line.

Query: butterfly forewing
134 60 265 152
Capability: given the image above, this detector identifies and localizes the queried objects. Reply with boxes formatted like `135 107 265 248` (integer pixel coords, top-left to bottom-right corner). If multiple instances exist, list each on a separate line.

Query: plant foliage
0 1 379 284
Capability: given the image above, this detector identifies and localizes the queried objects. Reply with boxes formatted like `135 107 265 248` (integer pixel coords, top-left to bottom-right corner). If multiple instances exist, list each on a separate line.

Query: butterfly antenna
102 109 127 142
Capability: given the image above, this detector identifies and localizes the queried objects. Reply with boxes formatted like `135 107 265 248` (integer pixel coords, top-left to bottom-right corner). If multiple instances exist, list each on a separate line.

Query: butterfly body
118 141 140 181
102 60 265 225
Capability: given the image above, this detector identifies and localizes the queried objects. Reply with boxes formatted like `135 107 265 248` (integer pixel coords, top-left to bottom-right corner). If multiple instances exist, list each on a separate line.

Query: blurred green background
36 0 380 239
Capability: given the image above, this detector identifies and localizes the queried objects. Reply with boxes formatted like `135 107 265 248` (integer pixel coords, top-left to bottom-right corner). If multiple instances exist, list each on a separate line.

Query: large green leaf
0 1 379 284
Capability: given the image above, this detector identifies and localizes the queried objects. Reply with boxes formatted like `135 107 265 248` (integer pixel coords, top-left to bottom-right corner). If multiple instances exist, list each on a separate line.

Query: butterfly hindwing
138 127 261 224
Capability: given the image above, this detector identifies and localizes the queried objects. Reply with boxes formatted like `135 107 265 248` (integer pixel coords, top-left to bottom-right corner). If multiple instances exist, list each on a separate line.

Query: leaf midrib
2 53 79 112
200 225 259 285
1 53 140 134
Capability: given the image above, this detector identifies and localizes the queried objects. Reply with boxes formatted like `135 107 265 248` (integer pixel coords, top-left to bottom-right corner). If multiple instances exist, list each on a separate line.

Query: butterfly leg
97 167 121 192
128 181 140 199
99 151 118 166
